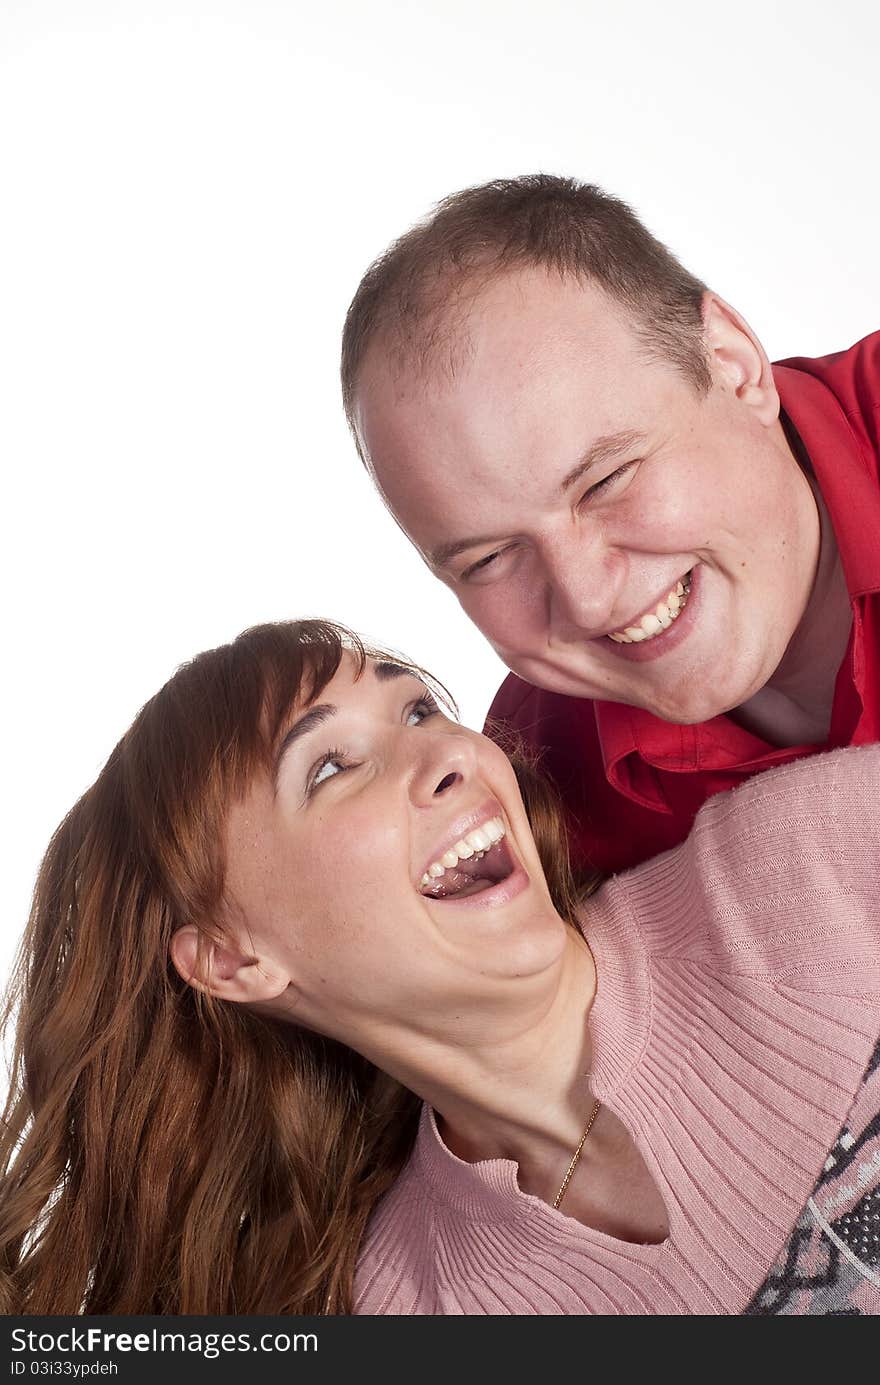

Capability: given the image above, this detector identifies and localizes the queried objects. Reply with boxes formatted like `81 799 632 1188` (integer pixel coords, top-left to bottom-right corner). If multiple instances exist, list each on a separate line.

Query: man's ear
701 292 780 427
169 925 290 1004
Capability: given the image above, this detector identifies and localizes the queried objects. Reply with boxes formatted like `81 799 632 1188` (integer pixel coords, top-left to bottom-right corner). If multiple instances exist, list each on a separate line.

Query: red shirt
484 332 880 875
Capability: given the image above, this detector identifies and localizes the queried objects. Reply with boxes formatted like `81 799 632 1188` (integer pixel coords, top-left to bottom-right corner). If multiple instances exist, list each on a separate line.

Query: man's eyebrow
429 430 647 569
430 532 507 569
558 429 646 494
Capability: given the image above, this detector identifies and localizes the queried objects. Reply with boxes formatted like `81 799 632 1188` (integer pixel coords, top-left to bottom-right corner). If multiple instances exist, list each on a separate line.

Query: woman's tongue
420 839 511 901
426 867 491 900
422 850 496 900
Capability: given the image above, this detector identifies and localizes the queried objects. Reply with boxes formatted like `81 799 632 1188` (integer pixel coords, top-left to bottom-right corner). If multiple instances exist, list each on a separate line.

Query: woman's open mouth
418 816 517 900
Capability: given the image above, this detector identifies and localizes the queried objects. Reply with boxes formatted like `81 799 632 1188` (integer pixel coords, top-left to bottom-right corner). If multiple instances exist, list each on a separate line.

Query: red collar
775 360 880 596
593 350 880 800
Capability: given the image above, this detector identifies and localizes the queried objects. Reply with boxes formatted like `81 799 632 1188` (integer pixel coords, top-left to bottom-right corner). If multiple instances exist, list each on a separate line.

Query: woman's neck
381 928 598 1201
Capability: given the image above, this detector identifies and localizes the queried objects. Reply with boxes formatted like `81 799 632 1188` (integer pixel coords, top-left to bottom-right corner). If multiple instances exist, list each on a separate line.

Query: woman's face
223 653 568 1056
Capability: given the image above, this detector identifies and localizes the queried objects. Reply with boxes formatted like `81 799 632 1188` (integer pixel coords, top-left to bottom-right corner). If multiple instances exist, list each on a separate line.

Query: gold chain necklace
553 1098 601 1210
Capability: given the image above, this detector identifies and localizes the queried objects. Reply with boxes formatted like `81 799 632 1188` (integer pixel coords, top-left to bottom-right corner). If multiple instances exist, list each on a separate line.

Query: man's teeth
607 573 692 644
420 817 505 889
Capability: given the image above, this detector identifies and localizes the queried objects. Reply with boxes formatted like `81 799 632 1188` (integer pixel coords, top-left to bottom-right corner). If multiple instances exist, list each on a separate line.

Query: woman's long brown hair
0 620 597 1314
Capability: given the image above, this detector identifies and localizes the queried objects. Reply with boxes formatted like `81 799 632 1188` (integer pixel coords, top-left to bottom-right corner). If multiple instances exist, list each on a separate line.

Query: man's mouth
418 816 515 900
606 569 693 645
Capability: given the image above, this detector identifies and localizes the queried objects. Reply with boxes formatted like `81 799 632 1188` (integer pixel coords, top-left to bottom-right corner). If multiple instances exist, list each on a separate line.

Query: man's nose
543 531 621 636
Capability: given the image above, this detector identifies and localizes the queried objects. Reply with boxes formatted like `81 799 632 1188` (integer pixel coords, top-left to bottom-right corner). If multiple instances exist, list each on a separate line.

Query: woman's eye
308 750 350 794
406 695 440 726
305 696 438 797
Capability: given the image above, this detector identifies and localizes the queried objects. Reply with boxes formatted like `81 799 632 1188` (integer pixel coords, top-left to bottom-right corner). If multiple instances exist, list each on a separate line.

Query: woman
1 620 878 1315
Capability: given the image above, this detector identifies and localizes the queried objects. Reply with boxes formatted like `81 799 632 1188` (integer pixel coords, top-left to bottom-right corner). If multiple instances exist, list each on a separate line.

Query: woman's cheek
309 802 403 906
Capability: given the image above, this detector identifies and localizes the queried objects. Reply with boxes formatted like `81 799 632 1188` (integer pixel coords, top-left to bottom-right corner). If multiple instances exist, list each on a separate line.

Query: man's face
354 267 820 724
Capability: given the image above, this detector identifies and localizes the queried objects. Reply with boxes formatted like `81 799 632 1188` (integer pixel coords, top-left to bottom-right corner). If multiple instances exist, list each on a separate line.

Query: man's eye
461 547 510 581
581 462 637 502
463 552 499 578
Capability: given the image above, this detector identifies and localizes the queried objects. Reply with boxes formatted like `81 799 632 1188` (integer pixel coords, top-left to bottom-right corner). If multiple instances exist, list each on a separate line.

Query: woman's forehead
243 653 431 803
307 652 424 711
274 651 424 735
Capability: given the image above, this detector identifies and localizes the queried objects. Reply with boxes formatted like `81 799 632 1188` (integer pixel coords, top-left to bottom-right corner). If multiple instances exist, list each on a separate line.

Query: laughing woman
1 620 878 1315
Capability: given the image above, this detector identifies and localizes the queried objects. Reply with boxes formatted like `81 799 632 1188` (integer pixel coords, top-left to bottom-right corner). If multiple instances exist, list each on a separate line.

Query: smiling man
341 175 880 873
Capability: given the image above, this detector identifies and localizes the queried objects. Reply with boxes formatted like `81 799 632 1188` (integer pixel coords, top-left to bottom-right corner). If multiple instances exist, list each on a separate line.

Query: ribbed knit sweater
354 747 880 1314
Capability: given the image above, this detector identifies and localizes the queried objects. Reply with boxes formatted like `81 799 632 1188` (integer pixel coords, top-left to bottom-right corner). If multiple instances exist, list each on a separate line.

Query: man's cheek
470 601 519 650
463 583 542 649
615 484 700 547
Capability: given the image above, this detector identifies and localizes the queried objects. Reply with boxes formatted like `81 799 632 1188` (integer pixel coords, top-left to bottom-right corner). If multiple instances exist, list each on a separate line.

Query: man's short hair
341 173 712 452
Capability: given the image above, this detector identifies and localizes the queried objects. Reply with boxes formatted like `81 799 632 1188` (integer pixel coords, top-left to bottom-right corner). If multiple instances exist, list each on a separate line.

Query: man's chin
505 657 753 726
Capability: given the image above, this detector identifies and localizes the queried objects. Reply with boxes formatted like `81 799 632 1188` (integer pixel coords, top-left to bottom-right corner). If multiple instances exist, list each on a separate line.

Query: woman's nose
407 730 478 808
432 770 462 795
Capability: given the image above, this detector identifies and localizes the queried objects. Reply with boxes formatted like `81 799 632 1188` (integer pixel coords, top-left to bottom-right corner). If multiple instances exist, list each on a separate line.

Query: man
341 174 880 874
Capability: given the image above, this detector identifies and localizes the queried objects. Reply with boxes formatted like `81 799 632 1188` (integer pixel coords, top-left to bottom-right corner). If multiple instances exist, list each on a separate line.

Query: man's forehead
362 263 637 391
358 288 653 459
354 268 682 559
359 343 649 496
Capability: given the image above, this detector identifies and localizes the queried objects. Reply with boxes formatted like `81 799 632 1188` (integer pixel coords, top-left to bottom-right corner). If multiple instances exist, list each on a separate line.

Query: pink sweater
354 747 880 1314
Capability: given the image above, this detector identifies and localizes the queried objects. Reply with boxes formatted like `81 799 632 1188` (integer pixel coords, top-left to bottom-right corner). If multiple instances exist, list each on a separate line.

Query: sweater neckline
411 882 667 1255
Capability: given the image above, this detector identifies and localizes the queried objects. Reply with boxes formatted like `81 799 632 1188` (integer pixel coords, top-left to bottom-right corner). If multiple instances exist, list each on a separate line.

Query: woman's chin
462 900 572 982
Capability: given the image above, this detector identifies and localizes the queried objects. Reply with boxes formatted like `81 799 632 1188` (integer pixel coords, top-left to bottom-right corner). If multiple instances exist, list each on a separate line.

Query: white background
1 0 878 992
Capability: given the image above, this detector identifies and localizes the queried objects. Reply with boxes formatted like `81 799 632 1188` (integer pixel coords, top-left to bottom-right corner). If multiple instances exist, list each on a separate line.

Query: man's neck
730 468 851 749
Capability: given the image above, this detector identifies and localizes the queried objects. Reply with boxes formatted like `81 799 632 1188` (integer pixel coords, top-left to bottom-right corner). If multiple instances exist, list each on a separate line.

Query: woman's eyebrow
373 661 414 682
273 704 335 785
272 666 418 786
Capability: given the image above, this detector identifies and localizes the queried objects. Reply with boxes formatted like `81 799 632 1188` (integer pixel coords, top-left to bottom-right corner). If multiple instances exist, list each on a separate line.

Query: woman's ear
169 925 290 1004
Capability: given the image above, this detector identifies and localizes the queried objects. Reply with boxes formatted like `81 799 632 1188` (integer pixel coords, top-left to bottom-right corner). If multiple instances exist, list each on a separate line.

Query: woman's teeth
607 572 692 644
420 816 505 890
